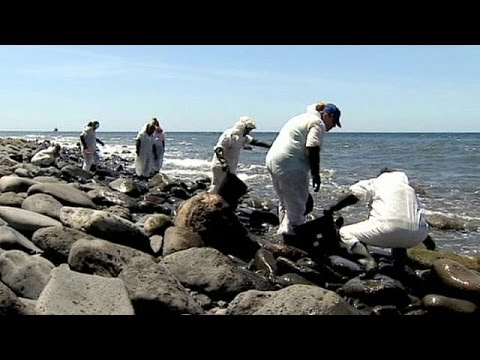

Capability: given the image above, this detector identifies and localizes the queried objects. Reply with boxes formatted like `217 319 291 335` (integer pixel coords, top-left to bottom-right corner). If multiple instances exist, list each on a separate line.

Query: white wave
165 158 211 168
424 209 480 231
246 164 267 170
237 173 266 182
161 169 211 177
101 144 135 155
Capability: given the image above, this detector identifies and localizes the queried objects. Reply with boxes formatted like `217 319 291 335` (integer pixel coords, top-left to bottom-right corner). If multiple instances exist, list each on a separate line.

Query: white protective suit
152 128 165 173
31 146 58 167
265 104 325 235
339 171 429 249
135 123 155 177
80 124 100 171
209 117 254 193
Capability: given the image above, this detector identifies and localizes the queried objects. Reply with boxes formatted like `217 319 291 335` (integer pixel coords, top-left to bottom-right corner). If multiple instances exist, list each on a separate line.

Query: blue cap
324 103 341 128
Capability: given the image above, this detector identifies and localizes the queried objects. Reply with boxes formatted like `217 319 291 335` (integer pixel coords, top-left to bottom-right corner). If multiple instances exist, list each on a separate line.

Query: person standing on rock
266 102 341 239
80 120 104 172
209 116 270 194
135 119 157 179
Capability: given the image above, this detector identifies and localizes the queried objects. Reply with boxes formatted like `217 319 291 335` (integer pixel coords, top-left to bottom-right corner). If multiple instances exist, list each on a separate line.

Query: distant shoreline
1 131 480 134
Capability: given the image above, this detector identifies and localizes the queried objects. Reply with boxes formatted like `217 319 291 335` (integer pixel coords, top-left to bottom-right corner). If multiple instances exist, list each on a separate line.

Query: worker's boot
351 242 377 273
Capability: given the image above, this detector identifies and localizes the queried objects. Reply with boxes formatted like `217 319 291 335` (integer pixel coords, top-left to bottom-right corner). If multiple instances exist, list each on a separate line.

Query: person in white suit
209 116 270 194
31 144 61 167
266 102 341 238
151 118 165 173
135 119 157 178
324 168 435 271
80 120 104 172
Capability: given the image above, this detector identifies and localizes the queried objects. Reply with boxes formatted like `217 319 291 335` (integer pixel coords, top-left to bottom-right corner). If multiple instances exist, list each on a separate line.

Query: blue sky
1 45 479 132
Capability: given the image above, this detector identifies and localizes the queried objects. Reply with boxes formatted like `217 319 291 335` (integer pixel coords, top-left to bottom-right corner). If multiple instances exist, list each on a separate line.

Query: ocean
2 131 479 256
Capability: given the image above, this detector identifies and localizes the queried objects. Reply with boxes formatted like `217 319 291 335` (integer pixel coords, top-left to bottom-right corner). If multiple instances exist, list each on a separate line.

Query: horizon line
1 130 480 134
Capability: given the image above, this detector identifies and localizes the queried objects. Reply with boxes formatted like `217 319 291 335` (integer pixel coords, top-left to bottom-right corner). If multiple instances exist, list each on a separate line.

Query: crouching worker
31 144 61 167
324 168 435 272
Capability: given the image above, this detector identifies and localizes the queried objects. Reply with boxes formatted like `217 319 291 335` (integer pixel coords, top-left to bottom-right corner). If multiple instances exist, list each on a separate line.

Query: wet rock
407 246 480 272
369 247 393 262
169 186 191 200
109 178 141 196
248 209 279 227
135 201 173 215
148 173 172 190
371 305 400 315
339 274 410 307
276 256 325 285
425 213 467 231
241 196 275 211
227 254 249 269
431 259 480 302
423 294 478 314
252 249 277 278
87 188 136 208
253 236 309 261
60 165 94 181
328 255 364 278
275 273 317 287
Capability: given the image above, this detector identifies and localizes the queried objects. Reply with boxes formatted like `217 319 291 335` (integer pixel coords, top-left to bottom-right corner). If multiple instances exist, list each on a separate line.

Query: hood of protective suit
378 171 409 185
232 116 256 135
82 123 93 133
136 122 153 139
306 103 320 114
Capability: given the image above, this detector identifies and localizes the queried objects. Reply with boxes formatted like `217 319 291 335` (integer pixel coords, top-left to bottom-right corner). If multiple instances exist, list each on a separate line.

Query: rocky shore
0 137 479 315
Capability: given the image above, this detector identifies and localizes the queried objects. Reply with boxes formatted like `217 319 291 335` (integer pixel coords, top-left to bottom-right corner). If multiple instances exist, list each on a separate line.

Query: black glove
323 207 333 216
221 163 230 173
423 236 436 250
312 174 321 192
